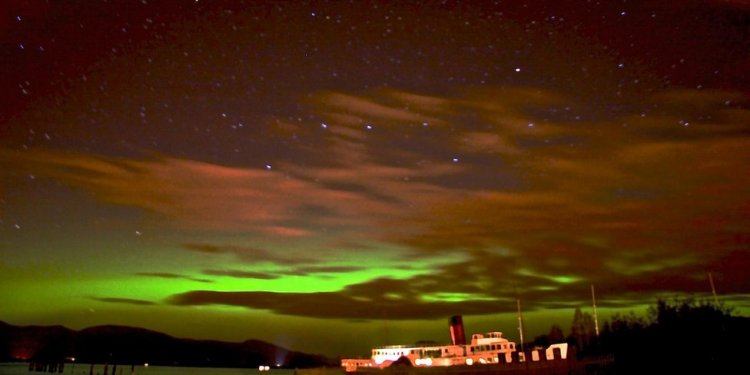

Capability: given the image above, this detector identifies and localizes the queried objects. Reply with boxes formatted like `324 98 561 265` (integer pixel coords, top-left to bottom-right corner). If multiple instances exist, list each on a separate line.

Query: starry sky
1 0 750 357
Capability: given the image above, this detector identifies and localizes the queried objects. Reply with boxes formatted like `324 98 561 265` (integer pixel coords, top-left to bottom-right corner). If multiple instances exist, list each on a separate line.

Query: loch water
0 363 296 375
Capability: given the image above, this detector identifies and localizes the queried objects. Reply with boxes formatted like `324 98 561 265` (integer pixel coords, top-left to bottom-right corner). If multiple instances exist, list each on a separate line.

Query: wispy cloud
201 265 365 280
202 269 280 280
135 272 213 284
3 85 749 315
92 297 156 306
183 243 313 265
168 247 747 319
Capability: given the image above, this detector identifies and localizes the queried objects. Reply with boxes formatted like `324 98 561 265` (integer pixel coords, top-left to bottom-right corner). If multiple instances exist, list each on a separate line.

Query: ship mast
516 299 525 353
708 272 719 306
590 284 600 337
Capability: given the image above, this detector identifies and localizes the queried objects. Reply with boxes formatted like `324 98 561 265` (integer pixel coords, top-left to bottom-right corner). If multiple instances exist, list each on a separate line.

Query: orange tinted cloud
4 85 749 313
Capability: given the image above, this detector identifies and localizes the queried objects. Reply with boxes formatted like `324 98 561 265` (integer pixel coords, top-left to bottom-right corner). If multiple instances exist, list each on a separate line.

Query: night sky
2 0 750 357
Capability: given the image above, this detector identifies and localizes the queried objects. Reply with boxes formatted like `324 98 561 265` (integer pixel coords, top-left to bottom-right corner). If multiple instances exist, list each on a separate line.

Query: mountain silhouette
0 321 333 368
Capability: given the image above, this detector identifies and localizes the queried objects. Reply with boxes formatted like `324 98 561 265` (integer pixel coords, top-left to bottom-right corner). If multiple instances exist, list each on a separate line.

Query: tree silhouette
547 325 565 344
599 298 747 373
569 308 596 355
531 324 565 348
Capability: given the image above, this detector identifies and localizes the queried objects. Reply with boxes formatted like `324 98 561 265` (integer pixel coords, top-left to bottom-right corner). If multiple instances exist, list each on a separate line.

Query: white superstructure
342 331 517 371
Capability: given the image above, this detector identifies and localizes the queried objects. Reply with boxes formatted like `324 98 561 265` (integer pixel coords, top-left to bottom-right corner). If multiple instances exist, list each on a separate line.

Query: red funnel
449 315 466 345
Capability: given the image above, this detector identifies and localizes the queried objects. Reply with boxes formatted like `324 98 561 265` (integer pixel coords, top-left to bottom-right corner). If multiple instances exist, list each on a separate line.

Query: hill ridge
0 321 333 368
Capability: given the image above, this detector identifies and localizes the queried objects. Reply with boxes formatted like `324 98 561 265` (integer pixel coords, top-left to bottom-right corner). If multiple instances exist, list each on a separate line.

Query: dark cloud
168 288 500 320
182 244 225 254
92 297 155 306
135 272 212 284
183 243 313 265
202 265 364 280
284 265 365 276
202 269 280 280
169 243 747 319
